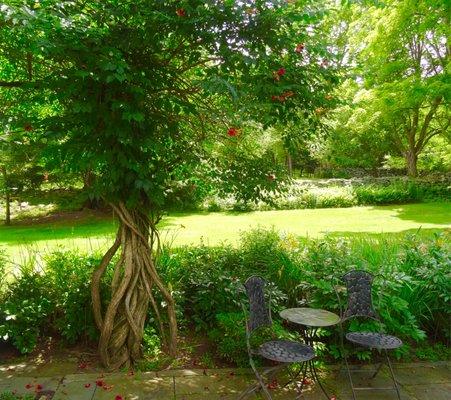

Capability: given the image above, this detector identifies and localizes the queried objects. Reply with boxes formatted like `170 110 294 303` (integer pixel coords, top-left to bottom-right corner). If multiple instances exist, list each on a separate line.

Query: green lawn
1 202 449 262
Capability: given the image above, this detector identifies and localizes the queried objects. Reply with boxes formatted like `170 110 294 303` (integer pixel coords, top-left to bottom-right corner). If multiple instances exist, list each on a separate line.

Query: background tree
352 0 450 177
0 0 335 368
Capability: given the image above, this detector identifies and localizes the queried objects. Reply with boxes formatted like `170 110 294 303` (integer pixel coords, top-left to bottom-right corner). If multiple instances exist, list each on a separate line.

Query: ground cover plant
1 229 449 367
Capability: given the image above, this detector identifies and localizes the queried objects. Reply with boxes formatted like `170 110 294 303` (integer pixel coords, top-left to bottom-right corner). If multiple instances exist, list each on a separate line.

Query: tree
0 0 335 368
352 0 450 176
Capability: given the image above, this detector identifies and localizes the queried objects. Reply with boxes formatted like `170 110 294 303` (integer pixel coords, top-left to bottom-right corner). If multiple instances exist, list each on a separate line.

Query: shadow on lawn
375 203 451 225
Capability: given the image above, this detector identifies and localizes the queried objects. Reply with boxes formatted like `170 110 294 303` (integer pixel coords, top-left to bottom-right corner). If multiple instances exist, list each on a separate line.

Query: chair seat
346 332 402 349
257 340 315 363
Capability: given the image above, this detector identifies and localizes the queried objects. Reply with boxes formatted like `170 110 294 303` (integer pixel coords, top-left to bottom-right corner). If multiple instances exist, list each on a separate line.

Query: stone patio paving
0 361 449 399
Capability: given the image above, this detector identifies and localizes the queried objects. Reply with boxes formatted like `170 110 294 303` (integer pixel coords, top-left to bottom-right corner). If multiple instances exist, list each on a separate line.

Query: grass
0 202 449 262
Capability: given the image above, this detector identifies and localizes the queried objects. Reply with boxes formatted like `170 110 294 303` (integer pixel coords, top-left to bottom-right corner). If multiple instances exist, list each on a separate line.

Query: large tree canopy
337 0 450 176
1 0 336 368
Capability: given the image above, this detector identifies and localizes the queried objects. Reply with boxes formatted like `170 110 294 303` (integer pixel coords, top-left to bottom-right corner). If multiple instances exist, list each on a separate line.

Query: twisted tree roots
91 202 177 370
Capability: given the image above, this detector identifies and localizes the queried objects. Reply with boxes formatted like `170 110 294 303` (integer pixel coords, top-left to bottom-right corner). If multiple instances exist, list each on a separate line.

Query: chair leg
343 350 357 400
370 360 384 379
238 362 284 400
385 350 402 400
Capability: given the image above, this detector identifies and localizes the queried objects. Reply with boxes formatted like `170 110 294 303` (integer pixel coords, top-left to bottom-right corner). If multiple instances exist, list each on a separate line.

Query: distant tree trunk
405 150 418 177
286 153 293 176
1 166 11 226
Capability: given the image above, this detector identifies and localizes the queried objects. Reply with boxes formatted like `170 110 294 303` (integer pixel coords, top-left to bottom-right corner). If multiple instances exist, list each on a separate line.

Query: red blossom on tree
295 43 305 53
96 380 104 387
35 384 43 391
227 127 238 137
115 396 124 400
176 8 186 17
84 383 91 388
277 68 286 76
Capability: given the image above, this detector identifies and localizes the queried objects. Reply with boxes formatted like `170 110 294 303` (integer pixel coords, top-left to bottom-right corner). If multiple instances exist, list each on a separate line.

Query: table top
280 307 341 327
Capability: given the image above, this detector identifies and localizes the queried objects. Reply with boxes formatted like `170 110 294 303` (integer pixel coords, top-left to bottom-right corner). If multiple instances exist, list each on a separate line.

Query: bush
44 251 112 343
161 229 450 364
0 251 114 353
0 270 54 353
1 229 449 365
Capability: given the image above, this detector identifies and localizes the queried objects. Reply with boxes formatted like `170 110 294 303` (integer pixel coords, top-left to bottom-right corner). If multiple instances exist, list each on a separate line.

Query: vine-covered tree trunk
91 202 177 370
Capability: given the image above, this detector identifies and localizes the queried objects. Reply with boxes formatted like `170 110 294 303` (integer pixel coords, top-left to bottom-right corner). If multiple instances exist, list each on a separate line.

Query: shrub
44 251 111 344
354 181 422 205
0 270 54 353
1 229 449 365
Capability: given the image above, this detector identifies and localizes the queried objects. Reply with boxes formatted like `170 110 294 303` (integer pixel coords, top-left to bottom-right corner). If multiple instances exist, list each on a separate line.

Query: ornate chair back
341 270 379 321
243 275 272 334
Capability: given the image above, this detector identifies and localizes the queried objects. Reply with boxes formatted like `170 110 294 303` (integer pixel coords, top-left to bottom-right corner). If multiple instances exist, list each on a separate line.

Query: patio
0 360 449 399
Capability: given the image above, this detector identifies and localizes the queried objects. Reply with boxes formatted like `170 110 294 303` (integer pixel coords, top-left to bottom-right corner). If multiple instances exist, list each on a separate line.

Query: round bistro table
280 307 341 399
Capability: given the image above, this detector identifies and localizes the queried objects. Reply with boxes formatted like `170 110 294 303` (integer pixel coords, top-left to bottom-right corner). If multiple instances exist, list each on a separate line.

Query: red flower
84 383 91 388
115 396 124 400
24 124 33 131
277 68 286 76
303 378 312 385
267 379 278 389
35 384 43 391
25 384 32 389
96 380 104 387
176 8 186 17
227 127 238 137
295 43 305 53
78 362 87 369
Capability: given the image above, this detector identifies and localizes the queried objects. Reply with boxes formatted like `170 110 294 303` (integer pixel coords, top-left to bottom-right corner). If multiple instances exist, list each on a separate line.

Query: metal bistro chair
336 270 403 400
238 276 315 400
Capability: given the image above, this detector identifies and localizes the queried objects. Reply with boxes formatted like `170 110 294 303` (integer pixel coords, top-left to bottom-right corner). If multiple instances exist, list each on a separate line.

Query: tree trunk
1 166 11 226
91 202 177 370
286 153 293 176
4 190 10 226
405 150 418 178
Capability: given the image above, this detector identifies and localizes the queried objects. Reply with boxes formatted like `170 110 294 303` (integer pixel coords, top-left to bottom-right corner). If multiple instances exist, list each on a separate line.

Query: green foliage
142 326 162 358
0 392 34 400
398 234 451 339
355 180 450 205
0 270 53 353
0 251 114 353
208 312 293 367
1 230 449 363
44 251 112 343
160 229 450 364
0 0 335 213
